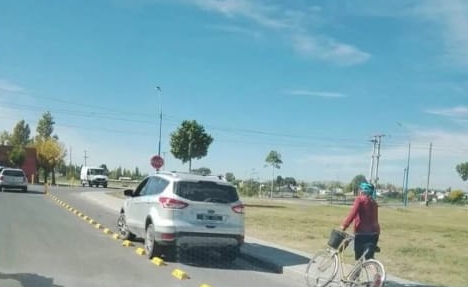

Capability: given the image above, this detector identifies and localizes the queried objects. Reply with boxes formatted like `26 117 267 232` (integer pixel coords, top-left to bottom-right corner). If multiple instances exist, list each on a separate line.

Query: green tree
445 190 465 204
8 145 26 167
35 111 56 142
0 131 11 145
225 172 236 183
265 150 283 198
192 167 211 175
10 120 31 147
348 174 367 196
456 162 468 181
36 138 66 184
284 177 297 186
99 164 109 175
170 120 213 172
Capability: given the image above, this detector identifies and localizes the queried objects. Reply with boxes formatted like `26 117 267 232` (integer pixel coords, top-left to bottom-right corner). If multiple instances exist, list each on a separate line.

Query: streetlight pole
156 86 162 157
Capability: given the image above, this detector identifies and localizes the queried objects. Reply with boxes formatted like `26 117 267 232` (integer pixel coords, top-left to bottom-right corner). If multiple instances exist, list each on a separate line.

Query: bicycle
305 230 386 287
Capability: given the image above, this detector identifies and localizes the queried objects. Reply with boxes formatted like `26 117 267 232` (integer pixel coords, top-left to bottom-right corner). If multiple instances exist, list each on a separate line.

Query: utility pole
368 137 377 182
425 142 433 207
403 143 411 206
368 134 385 198
188 129 193 172
84 150 88 166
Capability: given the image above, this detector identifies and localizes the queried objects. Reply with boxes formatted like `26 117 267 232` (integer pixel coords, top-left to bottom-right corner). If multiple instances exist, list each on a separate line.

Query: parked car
117 171 244 262
0 168 28 192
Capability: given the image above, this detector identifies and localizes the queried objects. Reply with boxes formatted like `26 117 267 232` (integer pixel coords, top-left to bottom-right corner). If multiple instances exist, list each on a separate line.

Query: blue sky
1 0 467 189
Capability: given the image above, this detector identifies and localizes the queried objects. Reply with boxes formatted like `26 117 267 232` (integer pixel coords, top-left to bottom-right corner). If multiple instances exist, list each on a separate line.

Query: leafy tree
445 190 466 204
284 177 297 186
10 120 31 147
170 120 213 172
99 164 109 175
456 162 468 181
276 175 284 186
225 172 235 183
192 167 211 175
0 131 10 145
265 150 282 198
349 174 367 196
36 111 56 142
8 146 26 167
36 138 66 184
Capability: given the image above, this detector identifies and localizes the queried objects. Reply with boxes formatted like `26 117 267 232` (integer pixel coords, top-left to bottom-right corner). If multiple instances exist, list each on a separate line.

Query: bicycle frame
333 234 373 285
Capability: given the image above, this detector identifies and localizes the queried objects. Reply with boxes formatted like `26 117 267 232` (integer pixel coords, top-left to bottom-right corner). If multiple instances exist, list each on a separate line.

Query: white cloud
292 34 371 66
287 90 346 98
189 0 370 66
0 79 24 93
426 106 468 118
415 0 468 66
208 24 262 39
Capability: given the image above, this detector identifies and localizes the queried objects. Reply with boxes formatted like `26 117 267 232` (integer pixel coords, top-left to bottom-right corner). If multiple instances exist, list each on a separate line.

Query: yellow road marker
94 223 102 229
103 228 111 234
151 257 166 266
135 248 146 256
88 219 96 224
172 269 189 280
122 240 133 247
199 284 213 287
112 234 120 240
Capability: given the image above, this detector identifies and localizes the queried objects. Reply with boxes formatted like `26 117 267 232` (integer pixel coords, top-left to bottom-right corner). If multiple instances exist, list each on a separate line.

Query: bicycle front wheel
305 249 338 287
348 259 386 287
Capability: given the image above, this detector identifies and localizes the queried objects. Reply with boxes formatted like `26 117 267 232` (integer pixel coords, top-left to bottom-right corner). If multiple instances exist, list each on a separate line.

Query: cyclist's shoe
375 246 381 253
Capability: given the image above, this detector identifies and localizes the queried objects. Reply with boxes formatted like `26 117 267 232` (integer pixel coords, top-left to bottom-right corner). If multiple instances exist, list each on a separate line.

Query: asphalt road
0 185 303 287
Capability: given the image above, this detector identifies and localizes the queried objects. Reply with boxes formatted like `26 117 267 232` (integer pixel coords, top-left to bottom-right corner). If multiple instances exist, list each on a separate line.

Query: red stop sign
150 155 164 169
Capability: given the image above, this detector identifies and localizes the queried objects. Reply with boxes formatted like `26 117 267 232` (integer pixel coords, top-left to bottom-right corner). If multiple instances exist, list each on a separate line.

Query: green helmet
359 182 374 195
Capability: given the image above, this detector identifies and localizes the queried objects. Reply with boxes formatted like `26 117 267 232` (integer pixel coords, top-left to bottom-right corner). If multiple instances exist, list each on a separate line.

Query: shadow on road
0 272 63 287
384 281 444 287
1 190 44 195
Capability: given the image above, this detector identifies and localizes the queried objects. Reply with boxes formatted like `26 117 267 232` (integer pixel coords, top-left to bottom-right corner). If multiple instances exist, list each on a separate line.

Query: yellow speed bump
88 219 96 224
112 234 120 240
122 240 133 247
73 210 79 215
151 257 166 266
94 223 102 229
199 284 213 287
82 215 90 220
77 212 83 217
172 269 189 280
103 228 112 234
135 247 146 256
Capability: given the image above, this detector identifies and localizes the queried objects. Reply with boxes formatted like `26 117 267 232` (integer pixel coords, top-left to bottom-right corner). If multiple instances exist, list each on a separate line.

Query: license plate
196 214 223 221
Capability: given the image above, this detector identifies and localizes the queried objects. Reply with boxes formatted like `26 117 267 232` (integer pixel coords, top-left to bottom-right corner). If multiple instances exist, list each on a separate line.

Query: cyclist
340 182 380 260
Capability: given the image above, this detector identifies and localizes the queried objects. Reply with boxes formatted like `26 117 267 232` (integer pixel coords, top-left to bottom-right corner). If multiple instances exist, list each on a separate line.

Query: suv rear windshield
175 181 239 203
3 170 25 177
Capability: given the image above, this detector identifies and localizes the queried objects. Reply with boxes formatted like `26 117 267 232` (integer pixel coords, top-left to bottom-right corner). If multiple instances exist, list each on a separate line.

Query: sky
1 0 467 190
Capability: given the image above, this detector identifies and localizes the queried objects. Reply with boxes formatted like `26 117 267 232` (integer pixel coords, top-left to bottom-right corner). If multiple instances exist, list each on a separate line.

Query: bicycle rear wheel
347 259 386 287
305 249 338 287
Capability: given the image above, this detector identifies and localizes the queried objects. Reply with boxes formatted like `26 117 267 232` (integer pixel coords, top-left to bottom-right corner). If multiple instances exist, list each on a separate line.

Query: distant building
0 145 37 183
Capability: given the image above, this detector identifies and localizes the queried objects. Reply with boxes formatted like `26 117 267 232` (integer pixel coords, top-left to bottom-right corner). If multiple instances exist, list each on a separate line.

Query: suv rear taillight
0 176 3 180
232 204 244 214
159 197 188 209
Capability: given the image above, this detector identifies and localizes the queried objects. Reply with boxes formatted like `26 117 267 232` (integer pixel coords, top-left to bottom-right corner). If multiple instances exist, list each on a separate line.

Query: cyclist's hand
340 225 346 231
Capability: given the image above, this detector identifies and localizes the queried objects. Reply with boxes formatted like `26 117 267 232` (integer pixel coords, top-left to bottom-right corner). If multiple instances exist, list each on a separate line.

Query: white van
80 166 108 188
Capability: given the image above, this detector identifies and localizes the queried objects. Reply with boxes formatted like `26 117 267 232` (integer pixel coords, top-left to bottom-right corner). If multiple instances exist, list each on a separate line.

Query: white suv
117 171 244 261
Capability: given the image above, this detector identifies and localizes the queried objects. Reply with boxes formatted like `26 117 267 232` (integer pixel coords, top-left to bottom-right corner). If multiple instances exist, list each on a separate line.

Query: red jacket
342 195 380 234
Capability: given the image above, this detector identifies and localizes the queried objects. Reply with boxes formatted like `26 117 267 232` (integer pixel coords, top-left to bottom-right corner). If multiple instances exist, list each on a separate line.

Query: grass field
242 198 468 286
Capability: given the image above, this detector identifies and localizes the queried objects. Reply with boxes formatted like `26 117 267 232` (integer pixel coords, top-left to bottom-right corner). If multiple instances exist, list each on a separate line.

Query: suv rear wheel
145 223 162 259
117 213 135 240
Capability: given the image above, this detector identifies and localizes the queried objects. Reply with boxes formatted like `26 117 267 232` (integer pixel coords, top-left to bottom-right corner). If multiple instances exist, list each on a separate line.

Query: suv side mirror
124 189 134 197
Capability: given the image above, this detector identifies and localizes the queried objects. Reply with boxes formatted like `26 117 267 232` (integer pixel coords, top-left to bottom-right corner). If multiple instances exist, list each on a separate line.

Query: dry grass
243 198 468 286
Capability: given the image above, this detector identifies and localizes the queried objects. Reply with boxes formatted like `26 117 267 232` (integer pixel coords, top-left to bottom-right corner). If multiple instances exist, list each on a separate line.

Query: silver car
0 168 28 192
117 171 244 261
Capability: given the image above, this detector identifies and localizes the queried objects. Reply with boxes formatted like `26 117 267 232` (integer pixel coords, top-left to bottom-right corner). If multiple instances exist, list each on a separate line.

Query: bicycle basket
328 229 347 249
